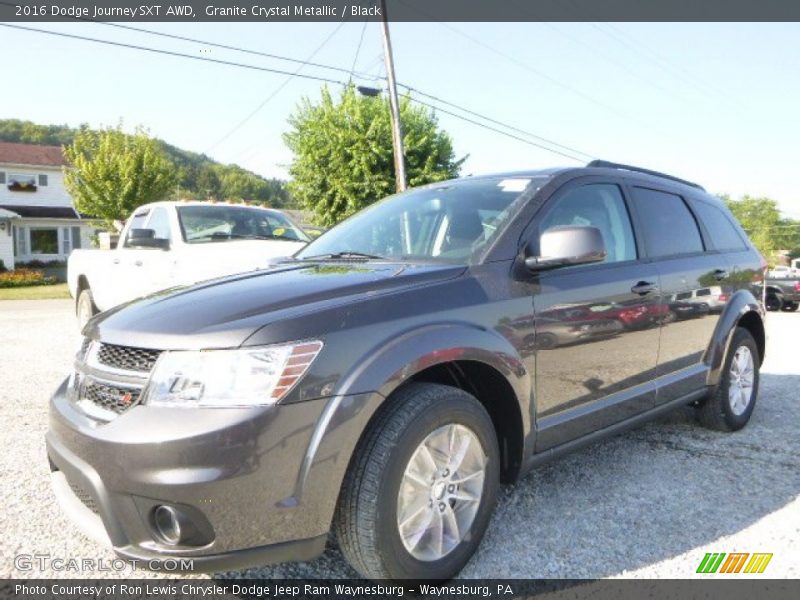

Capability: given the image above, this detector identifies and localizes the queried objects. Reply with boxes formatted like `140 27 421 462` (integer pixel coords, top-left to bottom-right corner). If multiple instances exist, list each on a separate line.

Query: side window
539 183 637 264
146 207 172 242
631 187 703 257
123 209 149 247
689 199 747 251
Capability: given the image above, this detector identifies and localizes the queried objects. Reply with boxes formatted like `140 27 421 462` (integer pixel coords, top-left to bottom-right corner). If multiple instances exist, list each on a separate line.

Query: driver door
530 180 662 450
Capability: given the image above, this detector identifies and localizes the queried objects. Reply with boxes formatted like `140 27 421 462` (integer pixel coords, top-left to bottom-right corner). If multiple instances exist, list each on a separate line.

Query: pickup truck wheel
780 301 798 312
335 382 500 580
765 293 782 311
76 288 98 329
696 327 760 432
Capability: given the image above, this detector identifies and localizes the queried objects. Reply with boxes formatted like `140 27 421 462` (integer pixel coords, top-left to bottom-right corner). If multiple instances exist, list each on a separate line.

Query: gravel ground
0 299 797 579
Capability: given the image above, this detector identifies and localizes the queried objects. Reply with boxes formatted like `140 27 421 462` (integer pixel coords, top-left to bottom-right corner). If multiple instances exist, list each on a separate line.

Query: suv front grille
83 380 142 415
96 343 161 373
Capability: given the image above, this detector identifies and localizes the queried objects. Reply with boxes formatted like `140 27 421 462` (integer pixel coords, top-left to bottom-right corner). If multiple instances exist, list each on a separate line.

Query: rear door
530 179 662 449
628 186 728 403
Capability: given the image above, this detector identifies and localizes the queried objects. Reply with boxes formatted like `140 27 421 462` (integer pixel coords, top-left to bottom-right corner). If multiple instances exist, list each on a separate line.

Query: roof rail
586 160 704 191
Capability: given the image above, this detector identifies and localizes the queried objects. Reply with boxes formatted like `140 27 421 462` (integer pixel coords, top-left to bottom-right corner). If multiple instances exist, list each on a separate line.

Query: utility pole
380 0 407 192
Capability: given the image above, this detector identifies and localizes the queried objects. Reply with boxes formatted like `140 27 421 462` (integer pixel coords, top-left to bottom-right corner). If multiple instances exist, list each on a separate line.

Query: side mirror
128 228 170 250
525 225 606 271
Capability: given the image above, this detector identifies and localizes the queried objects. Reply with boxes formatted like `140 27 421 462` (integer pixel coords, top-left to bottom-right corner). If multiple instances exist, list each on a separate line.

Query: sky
1 21 799 218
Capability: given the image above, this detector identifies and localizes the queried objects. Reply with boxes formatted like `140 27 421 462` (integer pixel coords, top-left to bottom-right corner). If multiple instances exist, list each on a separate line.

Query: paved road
0 299 797 579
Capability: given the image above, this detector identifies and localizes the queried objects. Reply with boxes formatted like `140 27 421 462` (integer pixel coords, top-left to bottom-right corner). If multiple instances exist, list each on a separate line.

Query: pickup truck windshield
296 176 545 263
178 205 310 244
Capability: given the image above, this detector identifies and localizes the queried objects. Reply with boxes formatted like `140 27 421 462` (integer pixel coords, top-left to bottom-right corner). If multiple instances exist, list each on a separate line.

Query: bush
0 269 58 288
0 259 6 273
15 259 67 268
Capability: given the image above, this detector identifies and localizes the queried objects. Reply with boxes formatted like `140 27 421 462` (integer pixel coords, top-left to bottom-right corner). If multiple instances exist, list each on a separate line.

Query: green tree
63 125 175 228
284 85 465 227
722 194 800 261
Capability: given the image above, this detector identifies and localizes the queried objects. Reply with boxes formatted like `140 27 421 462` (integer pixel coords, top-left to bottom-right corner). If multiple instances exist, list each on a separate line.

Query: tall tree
284 85 465 227
63 125 175 228
722 194 800 261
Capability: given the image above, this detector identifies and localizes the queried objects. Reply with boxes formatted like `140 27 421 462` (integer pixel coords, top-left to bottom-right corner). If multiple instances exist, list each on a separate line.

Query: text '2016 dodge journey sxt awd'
48 161 766 580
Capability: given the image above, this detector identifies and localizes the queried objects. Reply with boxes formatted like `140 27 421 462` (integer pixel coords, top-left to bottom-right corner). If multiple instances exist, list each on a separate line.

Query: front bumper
47 379 379 572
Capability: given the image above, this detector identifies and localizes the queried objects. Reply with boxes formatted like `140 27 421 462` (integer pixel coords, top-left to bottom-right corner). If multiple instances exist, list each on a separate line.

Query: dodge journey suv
48 161 766 579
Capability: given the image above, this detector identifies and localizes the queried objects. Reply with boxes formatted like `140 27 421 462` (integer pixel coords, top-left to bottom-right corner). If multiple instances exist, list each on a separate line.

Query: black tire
781 301 798 312
335 382 500 580
76 287 98 329
765 293 782 312
696 327 760 432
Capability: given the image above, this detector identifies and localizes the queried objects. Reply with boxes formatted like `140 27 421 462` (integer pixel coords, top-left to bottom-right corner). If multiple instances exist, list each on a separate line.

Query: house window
14 226 27 256
62 227 72 255
38 174 48 186
30 228 59 254
8 173 37 192
0 172 5 184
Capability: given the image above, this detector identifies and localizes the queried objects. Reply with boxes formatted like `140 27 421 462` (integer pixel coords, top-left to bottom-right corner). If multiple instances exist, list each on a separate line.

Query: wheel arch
335 323 532 483
704 289 765 386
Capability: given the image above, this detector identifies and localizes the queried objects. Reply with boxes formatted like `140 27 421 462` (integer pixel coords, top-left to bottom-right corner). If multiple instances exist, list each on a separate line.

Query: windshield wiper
301 251 385 261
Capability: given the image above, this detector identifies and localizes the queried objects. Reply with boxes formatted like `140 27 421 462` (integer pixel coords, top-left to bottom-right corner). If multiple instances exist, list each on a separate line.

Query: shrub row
0 269 59 288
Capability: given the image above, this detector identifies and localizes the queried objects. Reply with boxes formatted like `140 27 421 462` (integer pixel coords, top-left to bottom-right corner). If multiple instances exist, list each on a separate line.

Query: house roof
0 205 80 219
0 142 66 167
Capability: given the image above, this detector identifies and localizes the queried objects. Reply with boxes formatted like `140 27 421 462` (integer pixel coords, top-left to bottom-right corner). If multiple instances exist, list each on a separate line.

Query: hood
88 261 465 349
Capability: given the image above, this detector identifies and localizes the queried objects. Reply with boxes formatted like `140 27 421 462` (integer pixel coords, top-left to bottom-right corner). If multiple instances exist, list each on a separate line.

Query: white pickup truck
68 201 310 326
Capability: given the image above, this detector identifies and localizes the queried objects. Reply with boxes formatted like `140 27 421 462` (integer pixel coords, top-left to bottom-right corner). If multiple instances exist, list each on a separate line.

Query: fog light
153 505 182 545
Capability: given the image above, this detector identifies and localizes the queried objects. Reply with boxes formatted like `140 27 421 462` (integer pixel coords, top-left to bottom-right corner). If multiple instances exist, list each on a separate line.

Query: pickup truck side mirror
525 225 606 271
128 228 170 250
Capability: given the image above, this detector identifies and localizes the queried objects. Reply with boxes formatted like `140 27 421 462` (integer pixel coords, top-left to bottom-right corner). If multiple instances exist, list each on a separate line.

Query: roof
0 142 66 167
0 207 20 219
0 205 80 219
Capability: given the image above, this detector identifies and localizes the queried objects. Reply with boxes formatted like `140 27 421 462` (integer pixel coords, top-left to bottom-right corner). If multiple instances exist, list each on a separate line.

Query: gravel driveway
0 299 797 579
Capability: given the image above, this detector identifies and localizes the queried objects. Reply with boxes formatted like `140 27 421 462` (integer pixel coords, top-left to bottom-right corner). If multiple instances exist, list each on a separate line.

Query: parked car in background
301 224 327 239
768 265 796 278
765 275 800 312
68 201 310 326
49 162 767 580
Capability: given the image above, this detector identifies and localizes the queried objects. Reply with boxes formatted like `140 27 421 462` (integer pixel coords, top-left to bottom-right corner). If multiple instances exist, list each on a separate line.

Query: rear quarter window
631 187 704 258
689 198 748 251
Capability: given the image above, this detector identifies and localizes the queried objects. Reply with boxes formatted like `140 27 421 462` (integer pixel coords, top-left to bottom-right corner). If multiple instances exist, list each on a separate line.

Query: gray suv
48 161 766 580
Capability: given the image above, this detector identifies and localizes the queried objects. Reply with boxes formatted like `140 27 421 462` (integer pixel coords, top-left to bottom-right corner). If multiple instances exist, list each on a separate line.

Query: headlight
141 340 323 408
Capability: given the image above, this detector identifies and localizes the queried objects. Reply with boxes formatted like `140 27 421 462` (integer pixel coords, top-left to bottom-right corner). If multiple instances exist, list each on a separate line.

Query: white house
0 142 93 270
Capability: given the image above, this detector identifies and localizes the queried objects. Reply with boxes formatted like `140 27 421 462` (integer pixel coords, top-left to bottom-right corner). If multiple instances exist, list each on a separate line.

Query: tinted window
631 188 703 257
689 199 746 251
540 183 637 264
123 209 149 247
146 207 171 241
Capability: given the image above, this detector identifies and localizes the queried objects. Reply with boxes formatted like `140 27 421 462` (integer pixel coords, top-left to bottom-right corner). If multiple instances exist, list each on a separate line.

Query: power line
408 96 586 163
400 84 595 160
205 21 347 153
2 21 593 164
87 20 381 82
350 20 370 80
0 23 345 86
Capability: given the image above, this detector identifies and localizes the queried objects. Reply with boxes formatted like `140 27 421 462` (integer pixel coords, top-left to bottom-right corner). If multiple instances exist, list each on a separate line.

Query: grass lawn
0 283 71 301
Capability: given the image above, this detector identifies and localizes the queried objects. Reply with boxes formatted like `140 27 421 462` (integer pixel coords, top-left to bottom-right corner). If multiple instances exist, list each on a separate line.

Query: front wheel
76 288 98 329
335 383 500 580
765 293 782 311
696 327 760 431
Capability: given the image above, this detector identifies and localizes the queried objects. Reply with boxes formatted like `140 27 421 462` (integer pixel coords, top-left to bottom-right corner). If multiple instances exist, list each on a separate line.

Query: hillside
0 119 295 208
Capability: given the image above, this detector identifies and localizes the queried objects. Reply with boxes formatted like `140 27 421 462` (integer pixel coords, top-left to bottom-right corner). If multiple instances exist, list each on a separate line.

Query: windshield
296 176 546 263
178 205 310 244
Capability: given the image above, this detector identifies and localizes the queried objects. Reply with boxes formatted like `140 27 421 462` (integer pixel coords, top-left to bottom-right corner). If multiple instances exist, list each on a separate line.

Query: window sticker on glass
498 178 530 193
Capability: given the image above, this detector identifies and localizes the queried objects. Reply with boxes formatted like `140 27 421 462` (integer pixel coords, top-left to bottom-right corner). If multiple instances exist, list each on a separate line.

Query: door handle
134 260 143 267
112 258 120 265
631 281 657 295
713 269 728 281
